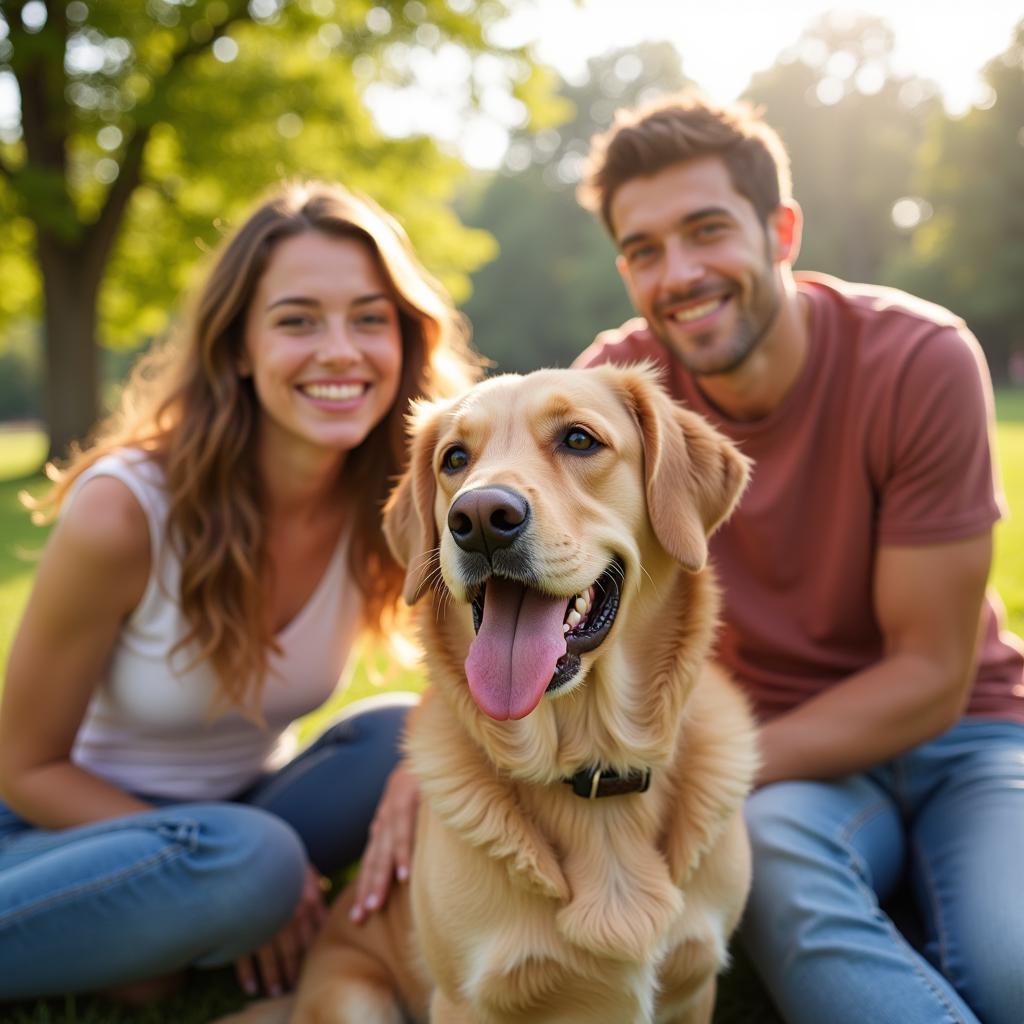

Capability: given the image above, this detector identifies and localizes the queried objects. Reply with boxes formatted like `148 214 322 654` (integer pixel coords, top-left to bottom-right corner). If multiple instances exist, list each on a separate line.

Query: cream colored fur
216 365 759 1024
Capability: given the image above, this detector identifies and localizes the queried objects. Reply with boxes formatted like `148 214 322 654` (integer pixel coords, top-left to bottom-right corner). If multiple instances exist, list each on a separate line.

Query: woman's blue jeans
0 693 416 1000
741 718 1024 1024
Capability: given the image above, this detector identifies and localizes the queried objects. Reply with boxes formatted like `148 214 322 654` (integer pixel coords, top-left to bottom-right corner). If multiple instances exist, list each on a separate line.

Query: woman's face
242 230 404 467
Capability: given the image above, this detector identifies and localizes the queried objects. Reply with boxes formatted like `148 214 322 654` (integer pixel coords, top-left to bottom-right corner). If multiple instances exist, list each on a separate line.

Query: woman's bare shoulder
47 474 152 605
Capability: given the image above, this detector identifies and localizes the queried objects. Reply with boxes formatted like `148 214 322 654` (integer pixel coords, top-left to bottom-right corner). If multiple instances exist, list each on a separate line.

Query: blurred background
1 0 1023 452
1 0 1022 656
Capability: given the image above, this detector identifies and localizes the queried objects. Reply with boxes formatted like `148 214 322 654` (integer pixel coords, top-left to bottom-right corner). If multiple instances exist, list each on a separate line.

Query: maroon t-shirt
576 272 1024 724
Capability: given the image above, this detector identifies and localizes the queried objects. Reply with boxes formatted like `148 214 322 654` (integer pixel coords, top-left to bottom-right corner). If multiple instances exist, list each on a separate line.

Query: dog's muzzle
447 490 624 722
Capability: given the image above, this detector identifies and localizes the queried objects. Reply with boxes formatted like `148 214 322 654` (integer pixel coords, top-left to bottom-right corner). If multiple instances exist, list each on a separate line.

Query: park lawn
993 391 1024 629
0 400 1022 1024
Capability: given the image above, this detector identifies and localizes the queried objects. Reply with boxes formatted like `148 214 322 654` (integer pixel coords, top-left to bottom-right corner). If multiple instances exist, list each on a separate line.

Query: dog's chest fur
405 671 753 1024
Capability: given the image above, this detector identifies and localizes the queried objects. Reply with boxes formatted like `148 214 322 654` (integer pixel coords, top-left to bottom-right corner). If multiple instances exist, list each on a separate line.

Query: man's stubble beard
652 244 782 378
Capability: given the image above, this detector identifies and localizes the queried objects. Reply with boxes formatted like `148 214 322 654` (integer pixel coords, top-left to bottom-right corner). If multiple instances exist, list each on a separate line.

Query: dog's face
384 365 748 723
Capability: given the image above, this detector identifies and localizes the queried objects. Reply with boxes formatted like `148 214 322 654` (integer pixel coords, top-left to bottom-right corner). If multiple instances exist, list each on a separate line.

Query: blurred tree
0 0 561 457
461 40 689 371
0 324 40 421
742 10 941 285
887 19 1024 381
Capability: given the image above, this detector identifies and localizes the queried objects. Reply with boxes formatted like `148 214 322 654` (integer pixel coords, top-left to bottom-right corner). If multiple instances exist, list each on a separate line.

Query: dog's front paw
556 849 683 961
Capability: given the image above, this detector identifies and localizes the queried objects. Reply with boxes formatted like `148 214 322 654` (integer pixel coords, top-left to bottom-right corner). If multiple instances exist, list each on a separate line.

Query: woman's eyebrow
266 291 392 312
351 292 392 307
266 295 319 311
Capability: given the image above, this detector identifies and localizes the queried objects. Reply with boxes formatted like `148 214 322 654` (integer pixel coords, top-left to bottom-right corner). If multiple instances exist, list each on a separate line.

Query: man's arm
756 532 991 786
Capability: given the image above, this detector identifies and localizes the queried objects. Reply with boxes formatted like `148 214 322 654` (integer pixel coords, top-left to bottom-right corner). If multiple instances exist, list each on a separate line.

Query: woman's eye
442 446 469 473
563 428 600 453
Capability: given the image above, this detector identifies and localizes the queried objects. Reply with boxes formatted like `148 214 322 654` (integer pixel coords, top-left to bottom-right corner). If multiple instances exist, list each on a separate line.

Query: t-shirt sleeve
573 338 612 369
877 325 1004 545
572 323 667 371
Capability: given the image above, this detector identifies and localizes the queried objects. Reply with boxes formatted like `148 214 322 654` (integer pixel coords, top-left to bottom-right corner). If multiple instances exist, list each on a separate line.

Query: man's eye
563 428 600 453
625 244 656 264
442 446 469 473
695 221 727 240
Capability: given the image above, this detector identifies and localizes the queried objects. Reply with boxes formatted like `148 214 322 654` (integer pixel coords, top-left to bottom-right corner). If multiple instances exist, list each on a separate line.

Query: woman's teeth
302 382 364 400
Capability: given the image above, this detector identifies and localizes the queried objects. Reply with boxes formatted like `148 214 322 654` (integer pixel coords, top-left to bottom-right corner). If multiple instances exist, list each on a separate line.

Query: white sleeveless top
70 450 362 800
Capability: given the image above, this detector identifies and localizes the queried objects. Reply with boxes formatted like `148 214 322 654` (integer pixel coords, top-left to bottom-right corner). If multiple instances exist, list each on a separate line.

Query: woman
0 181 477 1002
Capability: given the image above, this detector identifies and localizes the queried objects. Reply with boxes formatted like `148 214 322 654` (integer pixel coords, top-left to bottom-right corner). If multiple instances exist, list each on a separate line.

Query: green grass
1 400 1022 1023
992 393 1024 635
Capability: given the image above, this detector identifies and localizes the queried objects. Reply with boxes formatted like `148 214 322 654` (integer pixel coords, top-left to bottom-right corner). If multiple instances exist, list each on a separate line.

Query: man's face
611 157 788 377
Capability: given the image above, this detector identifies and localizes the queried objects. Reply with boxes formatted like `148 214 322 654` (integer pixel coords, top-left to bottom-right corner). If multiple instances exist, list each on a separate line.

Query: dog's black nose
448 486 530 556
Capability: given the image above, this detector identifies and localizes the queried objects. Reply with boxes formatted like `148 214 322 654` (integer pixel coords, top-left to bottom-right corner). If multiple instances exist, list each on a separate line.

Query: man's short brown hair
579 91 793 235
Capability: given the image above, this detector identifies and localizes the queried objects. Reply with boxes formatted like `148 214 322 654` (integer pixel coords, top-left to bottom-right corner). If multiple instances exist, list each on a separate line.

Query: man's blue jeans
0 693 415 1000
741 718 1024 1024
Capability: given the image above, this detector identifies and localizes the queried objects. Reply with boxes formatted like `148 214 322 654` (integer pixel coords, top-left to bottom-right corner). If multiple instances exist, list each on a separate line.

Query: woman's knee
186 801 306 884
319 691 418 752
173 803 307 959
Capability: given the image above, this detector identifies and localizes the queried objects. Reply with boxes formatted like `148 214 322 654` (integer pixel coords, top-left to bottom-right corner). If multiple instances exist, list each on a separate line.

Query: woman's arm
0 475 155 826
348 759 420 923
756 532 991 786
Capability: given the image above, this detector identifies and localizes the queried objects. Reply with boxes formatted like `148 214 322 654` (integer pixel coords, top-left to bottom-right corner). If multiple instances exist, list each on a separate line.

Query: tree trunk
37 232 101 462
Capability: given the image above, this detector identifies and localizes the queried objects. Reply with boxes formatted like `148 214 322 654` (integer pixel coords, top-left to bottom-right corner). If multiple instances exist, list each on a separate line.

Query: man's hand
234 863 327 996
349 760 420 924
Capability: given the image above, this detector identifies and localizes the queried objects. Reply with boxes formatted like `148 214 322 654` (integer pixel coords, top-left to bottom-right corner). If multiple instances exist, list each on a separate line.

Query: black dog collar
564 765 652 799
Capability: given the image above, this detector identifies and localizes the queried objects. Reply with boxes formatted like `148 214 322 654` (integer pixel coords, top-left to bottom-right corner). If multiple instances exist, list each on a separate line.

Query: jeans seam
837 802 889 887
838 801 888 846
836 863 970 1024
838 803 969 1024
0 824 197 929
867 880 969 1024
0 815 199 857
910 830 954 978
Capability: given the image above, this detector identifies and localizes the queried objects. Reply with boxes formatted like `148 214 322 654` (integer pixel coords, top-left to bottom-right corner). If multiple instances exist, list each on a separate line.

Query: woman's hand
349 760 420 923
234 863 327 997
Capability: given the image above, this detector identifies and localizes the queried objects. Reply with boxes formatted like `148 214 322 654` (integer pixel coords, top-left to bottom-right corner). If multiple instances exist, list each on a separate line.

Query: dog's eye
441 446 470 473
563 428 600 453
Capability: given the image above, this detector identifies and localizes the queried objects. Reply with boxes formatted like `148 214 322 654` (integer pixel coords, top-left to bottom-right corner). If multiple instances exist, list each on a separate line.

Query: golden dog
220 364 758 1024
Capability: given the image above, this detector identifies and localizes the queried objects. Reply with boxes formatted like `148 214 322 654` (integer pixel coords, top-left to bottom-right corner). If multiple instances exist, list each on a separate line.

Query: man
574 93 1024 1024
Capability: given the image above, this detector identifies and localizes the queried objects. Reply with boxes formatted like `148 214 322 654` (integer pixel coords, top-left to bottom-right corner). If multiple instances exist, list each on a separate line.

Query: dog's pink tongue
465 577 567 720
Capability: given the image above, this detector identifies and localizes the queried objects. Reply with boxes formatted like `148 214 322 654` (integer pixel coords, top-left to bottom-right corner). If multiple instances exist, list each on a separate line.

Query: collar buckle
565 765 652 799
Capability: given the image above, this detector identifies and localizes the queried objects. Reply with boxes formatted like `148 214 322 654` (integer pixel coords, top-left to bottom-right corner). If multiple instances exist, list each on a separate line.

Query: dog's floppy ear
613 365 751 572
383 398 448 604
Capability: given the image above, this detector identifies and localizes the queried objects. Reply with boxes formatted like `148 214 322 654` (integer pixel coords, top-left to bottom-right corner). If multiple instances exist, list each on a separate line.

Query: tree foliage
886 19 1024 378
742 11 941 284
0 0 561 455
461 40 689 372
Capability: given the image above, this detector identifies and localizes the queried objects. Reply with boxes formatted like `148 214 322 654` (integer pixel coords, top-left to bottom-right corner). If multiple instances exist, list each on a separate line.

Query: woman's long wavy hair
31 181 479 712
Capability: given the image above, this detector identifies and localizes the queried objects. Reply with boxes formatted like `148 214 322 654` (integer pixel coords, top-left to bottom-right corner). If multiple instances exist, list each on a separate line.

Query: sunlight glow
891 197 933 230
0 0 1018 172
512 0 1022 117
445 0 1023 167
